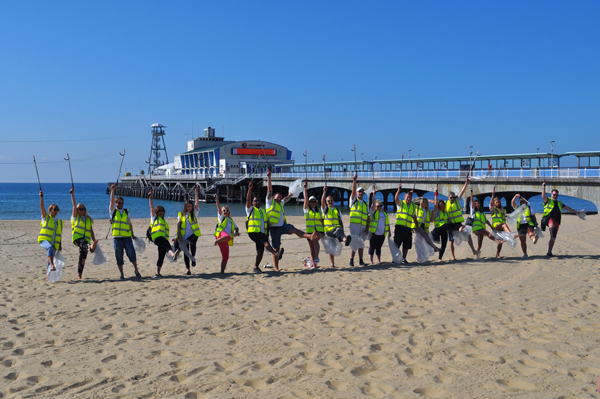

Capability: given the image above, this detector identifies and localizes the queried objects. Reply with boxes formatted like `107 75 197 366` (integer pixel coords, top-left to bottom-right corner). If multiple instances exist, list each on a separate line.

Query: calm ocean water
0 183 596 220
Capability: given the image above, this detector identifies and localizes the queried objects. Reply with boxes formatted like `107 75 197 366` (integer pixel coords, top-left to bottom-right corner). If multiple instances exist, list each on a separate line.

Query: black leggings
174 235 198 268
153 236 173 267
73 238 89 275
369 234 386 257
438 230 448 259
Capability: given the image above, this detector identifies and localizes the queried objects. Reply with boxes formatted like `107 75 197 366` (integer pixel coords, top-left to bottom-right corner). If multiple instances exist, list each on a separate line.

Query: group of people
37 172 580 280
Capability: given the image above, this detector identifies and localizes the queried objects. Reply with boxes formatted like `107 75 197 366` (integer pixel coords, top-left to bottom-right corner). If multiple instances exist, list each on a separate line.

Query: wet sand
1 215 599 398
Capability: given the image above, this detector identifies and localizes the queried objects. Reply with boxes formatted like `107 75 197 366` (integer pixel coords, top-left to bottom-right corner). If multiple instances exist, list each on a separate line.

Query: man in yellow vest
393 183 419 263
511 193 539 259
245 181 279 273
541 182 580 257
348 173 370 267
110 183 141 279
266 169 317 272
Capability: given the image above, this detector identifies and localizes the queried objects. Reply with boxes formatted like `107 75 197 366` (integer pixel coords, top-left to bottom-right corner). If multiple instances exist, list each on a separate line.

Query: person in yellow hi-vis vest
446 177 477 260
149 189 178 277
110 183 141 279
266 169 317 272
245 181 279 274
541 182 581 257
70 187 98 280
175 186 201 275
321 184 351 268
38 190 63 280
489 189 514 259
348 173 370 267
214 193 240 274
393 183 419 263
303 180 324 267
511 193 539 259
368 194 390 264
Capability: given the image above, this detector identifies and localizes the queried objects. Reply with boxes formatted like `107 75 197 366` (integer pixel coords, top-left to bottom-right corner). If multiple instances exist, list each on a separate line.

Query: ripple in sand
467 354 505 363
101 354 123 363
351 366 377 376
184 392 207 399
2 358 20 367
364 354 391 365
27 375 49 384
4 371 26 381
497 379 535 390
405 367 427 377
214 361 238 371
94 368 112 377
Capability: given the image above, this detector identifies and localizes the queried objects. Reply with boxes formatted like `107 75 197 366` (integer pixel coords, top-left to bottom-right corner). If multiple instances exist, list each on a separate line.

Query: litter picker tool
323 155 327 186
145 157 153 192
64 153 74 188
351 144 357 175
303 150 307 181
33 156 42 191
115 149 126 184
258 139 270 171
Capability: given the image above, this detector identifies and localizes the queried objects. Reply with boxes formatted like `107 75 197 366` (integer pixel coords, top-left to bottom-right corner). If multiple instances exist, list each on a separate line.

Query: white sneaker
533 235 539 244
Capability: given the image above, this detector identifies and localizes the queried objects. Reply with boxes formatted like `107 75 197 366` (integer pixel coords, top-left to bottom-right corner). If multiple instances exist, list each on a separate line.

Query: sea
0 183 596 221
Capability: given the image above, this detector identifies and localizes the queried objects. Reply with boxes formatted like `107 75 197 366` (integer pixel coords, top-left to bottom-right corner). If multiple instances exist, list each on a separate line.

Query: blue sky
1 1 598 182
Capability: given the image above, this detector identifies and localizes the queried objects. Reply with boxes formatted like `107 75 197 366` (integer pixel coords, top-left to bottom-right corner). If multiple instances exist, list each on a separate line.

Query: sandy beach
1 214 600 398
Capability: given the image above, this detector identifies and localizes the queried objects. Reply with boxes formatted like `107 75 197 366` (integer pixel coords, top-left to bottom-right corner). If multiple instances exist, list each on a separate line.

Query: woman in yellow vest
303 180 324 267
489 190 513 259
368 195 389 264
70 187 98 280
175 187 201 275
511 193 539 259
432 189 449 261
149 190 178 277
38 190 63 280
415 197 440 253
321 185 351 268
214 194 240 273
541 182 580 257
470 189 504 259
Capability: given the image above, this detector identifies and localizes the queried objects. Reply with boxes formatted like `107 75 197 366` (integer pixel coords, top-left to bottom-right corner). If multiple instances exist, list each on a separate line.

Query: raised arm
394 183 402 205
246 181 254 208
303 180 309 210
470 188 474 215
371 189 378 212
489 189 496 214
40 190 46 218
433 185 439 212
321 185 328 210
266 169 273 200
194 186 199 212
542 182 548 204
149 189 155 217
457 177 469 199
110 183 116 212
215 193 222 216
70 187 77 218
350 173 357 201
511 194 520 209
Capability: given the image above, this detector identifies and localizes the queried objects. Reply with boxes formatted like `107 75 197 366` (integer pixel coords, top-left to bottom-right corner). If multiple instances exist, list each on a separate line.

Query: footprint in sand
326 380 347 391
413 387 446 397
2 358 21 367
214 361 238 372
511 364 544 376
111 382 131 393
364 354 391 365
101 354 123 363
522 348 550 359
497 379 535 390
351 366 378 376
170 374 188 383
184 392 206 399
519 358 552 370
27 375 49 384
94 368 112 377
467 354 505 363
298 362 322 373
4 371 26 381
41 359 63 368
405 367 428 377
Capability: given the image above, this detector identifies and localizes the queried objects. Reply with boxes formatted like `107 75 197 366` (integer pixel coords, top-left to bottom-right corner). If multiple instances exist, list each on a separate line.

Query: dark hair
115 196 124 202
552 189 559 195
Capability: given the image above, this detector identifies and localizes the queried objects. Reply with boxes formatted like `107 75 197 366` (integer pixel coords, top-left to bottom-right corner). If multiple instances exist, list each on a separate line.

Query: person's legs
519 234 527 256
123 237 139 276
374 234 384 263
188 234 198 267
496 242 503 258
217 238 230 273
74 238 89 278
270 227 284 271
368 235 377 263
438 230 448 261
329 254 335 267
474 232 484 259
288 225 315 240
417 227 439 251
547 220 559 255
113 238 125 278
40 241 56 272
153 236 172 275
314 234 321 265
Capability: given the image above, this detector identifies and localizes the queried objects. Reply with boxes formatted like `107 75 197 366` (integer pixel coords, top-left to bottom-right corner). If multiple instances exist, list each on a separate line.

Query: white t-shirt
373 211 387 236
266 198 285 227
217 213 233 235
245 206 266 234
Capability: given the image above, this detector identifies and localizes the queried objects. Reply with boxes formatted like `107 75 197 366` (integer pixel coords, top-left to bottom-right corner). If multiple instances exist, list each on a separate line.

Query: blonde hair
47 204 60 213
76 203 93 223
420 198 429 208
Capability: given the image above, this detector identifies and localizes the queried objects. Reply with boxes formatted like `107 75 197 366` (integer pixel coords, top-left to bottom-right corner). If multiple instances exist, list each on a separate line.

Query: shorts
448 222 463 242
269 223 294 250
248 232 270 252
393 225 412 250
517 224 535 236
325 227 346 242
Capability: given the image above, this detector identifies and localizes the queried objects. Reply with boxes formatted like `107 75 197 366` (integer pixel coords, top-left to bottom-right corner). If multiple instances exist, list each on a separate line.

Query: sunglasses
309 200 317 203
51 208 60 212
376 205 382 207
78 208 86 211
116 202 124 205
223 209 230 212
157 210 165 213
327 200 333 202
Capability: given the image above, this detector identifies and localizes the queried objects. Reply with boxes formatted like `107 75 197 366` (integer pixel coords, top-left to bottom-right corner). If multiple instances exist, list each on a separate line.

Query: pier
108 151 600 211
